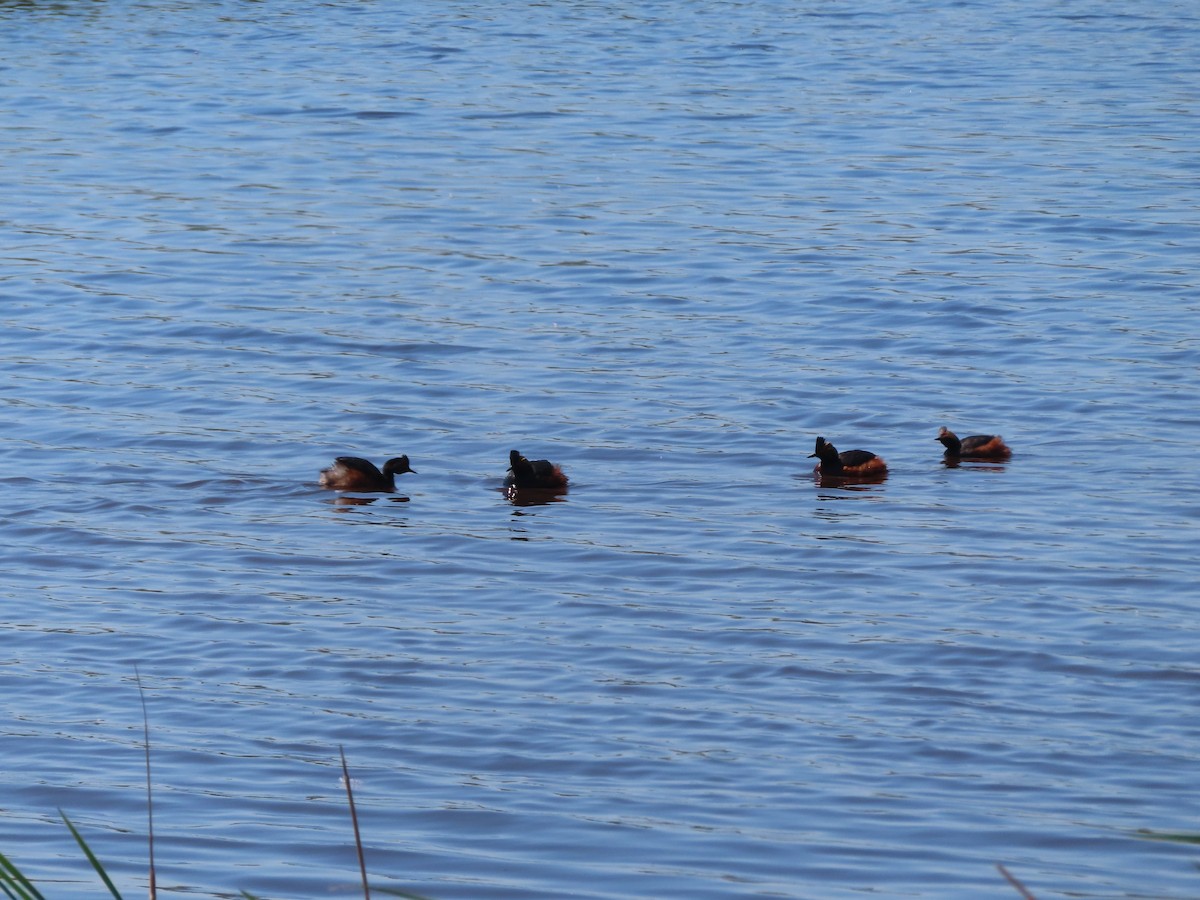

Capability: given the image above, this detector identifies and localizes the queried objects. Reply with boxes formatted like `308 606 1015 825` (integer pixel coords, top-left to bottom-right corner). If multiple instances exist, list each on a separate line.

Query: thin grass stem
996 863 1037 900
133 666 156 900
340 746 370 900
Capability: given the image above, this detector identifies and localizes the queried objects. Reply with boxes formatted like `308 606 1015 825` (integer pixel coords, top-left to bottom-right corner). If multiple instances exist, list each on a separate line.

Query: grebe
936 427 1011 460
809 436 887 476
318 456 416 491
504 449 568 490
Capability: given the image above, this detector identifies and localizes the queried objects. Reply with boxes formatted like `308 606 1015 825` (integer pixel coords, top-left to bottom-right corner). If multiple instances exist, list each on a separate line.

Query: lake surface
2 1 1198 897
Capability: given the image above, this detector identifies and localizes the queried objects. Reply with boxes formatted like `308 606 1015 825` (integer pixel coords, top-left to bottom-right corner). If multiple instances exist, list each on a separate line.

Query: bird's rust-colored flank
504 449 569 491
318 455 416 492
808 436 887 476
936 427 1011 460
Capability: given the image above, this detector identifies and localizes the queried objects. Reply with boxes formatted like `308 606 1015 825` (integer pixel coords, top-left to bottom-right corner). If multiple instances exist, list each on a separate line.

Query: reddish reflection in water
504 485 569 507
810 470 888 490
941 458 1011 473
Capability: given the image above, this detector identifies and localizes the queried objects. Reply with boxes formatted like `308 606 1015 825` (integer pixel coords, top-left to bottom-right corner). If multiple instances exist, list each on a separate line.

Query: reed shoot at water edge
0 676 1189 898
0 672 431 900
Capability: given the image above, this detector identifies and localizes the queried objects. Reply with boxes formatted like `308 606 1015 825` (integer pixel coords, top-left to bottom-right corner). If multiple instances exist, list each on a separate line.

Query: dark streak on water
1 1 1198 898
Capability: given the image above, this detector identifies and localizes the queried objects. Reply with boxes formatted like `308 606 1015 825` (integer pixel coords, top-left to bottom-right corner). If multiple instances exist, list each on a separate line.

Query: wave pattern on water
1 1 1199 898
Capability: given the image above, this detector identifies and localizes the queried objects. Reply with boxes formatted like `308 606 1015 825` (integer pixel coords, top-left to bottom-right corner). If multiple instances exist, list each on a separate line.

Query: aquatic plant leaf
59 812 123 900
0 848 47 900
1137 829 1200 845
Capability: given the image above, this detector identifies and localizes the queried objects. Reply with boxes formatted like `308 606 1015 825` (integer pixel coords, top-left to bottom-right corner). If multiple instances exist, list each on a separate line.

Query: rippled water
2 1 1198 898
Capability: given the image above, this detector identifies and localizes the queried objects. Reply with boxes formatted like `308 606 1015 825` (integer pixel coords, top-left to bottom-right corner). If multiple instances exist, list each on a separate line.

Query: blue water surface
1 1 1198 898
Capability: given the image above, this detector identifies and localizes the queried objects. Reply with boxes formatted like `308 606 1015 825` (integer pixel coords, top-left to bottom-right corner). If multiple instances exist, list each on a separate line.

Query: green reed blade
1137 829 1200 845
0 849 46 900
58 812 123 900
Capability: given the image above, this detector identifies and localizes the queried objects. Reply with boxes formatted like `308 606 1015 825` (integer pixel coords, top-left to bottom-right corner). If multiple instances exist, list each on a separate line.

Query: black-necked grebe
809 436 887 476
318 456 416 492
504 449 568 490
936 427 1011 460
